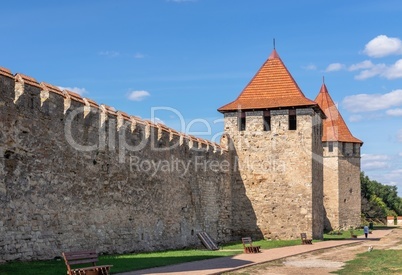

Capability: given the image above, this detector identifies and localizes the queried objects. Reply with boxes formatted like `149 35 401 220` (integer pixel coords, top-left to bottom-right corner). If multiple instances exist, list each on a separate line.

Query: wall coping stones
0 65 226 153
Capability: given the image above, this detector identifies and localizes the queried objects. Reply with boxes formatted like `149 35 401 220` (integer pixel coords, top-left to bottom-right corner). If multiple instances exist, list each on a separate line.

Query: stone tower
315 83 363 231
218 50 325 240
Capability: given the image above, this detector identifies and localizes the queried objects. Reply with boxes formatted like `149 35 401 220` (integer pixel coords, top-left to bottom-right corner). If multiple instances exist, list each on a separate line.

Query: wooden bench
300 233 313 244
242 237 261 253
62 250 112 275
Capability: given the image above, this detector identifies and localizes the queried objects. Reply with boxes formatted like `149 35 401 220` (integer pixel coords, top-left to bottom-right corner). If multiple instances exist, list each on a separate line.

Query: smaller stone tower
315 83 363 231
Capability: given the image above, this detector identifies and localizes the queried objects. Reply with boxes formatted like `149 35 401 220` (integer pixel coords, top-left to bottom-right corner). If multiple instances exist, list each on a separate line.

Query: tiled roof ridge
268 50 308 99
317 84 336 139
315 83 363 144
222 53 279 107
218 50 318 112
0 66 226 153
218 55 275 111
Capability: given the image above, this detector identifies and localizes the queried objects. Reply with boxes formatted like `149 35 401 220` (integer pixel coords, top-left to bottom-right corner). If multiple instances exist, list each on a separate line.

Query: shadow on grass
373 225 399 230
324 226 397 241
0 259 66 275
3 231 383 275
106 255 253 274
0 251 242 275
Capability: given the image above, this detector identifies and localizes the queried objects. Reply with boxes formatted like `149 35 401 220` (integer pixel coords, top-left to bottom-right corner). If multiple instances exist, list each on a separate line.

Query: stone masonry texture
223 109 324 240
0 68 361 262
323 141 361 231
0 74 233 261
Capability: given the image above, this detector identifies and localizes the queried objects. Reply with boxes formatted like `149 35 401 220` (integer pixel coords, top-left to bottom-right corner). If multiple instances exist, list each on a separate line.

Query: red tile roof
218 50 318 112
315 83 363 144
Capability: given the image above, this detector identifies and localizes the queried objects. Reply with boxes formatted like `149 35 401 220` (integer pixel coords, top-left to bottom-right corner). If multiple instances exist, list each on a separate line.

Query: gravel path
227 228 401 275
118 229 395 275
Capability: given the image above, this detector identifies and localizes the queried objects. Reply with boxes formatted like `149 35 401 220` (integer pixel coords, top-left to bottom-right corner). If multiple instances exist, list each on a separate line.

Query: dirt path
227 228 402 275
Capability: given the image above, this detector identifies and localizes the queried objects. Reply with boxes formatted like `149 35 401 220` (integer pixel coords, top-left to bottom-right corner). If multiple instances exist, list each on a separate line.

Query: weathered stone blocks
0 72 233 261
224 109 324 240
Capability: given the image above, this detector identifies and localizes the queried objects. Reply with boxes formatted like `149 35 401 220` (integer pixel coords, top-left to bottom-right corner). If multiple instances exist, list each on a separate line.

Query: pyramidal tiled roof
218 50 318 112
315 83 363 144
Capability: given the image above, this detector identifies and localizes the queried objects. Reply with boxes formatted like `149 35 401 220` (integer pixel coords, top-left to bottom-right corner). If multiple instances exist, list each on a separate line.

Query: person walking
364 225 369 238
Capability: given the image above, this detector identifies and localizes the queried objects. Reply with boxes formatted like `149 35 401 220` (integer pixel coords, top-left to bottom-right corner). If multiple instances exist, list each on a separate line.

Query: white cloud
350 59 402 80
351 36 402 80
127 90 150 101
354 63 387 80
99 51 146 59
383 59 402 79
99 51 120 57
362 154 390 161
58 86 88 96
325 63 345 72
167 0 197 2
385 169 402 182
363 35 402 58
361 154 390 170
386 108 402 116
134 53 145 59
362 161 389 170
348 60 374 71
302 64 317 70
349 114 363 122
342 89 402 112
397 129 402 143
361 155 399 183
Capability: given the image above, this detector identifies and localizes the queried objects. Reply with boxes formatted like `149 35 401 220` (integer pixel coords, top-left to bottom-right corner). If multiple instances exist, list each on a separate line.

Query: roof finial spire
322 76 325 84
273 38 276 50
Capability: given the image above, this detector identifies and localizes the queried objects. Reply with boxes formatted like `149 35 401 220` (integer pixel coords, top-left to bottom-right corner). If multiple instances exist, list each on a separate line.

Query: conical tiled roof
218 50 318 112
315 83 363 144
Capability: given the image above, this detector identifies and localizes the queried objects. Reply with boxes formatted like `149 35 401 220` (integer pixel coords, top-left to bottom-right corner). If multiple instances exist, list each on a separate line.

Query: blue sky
1 0 402 195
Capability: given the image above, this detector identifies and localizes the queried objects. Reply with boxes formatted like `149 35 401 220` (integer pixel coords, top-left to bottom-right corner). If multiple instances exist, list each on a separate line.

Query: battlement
0 65 234 262
0 51 362 261
0 66 226 154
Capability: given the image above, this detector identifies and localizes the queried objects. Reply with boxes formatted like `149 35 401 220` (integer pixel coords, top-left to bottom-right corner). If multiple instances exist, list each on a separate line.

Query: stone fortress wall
0 59 362 262
0 68 242 261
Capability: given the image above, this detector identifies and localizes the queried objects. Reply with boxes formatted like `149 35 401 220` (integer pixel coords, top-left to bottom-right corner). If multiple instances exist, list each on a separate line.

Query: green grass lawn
0 249 238 275
0 239 302 275
323 229 364 240
0 231 377 275
221 239 302 250
334 249 402 274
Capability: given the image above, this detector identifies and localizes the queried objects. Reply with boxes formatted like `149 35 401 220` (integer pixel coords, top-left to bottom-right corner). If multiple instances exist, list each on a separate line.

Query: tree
360 172 402 219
